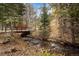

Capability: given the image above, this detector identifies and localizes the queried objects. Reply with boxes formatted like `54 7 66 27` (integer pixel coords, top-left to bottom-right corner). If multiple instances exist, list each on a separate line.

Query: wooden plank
0 29 31 33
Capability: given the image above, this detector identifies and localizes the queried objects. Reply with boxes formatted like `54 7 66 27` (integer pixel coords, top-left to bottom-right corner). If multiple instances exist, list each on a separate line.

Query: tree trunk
1 22 4 30
71 20 75 44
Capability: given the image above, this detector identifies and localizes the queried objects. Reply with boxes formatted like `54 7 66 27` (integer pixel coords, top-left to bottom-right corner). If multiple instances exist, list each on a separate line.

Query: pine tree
40 4 50 40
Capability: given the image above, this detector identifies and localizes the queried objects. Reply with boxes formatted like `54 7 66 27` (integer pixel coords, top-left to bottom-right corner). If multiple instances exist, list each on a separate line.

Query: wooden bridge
0 29 34 37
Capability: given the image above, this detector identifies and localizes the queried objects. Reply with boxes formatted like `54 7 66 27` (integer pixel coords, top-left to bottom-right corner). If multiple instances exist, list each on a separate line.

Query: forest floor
0 33 79 56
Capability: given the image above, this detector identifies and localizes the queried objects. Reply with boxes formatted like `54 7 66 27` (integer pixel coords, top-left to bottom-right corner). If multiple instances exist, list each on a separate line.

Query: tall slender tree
40 4 50 40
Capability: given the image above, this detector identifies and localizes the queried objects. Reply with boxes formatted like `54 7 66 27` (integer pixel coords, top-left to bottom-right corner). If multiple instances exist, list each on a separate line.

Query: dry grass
0 33 69 56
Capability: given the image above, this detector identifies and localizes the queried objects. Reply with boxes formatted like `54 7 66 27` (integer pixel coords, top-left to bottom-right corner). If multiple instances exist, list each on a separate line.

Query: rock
0 38 10 44
30 39 42 45
50 42 64 51
22 37 33 41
